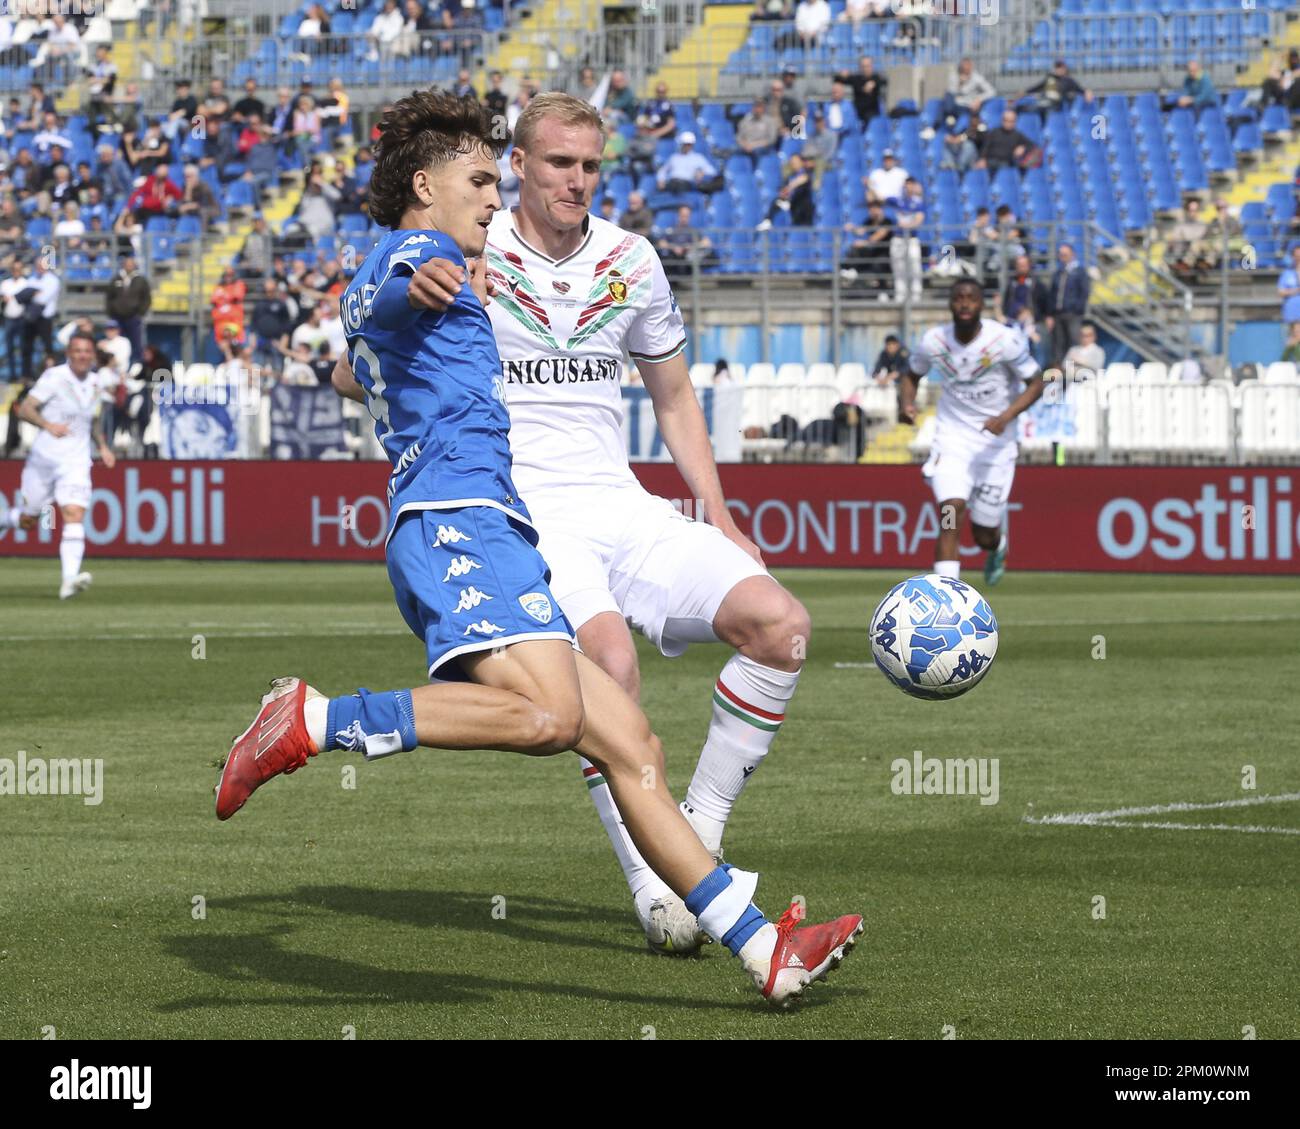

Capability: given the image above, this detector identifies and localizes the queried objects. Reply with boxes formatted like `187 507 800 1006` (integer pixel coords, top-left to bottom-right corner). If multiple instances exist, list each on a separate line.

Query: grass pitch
1 560 1297 1039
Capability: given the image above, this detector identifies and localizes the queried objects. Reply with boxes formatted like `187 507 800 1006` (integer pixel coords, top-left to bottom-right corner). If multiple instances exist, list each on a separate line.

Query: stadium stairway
859 408 935 465
1089 116 1300 365
476 0 598 92
644 6 753 99
54 18 191 115
1235 11 1300 89
152 173 303 316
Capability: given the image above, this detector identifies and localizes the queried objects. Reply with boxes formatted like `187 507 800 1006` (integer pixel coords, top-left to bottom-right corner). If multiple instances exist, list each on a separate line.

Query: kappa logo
332 720 366 752
742 765 756 778
552 280 570 294
519 591 553 624
453 586 493 613
442 555 481 581
463 620 506 636
434 524 472 546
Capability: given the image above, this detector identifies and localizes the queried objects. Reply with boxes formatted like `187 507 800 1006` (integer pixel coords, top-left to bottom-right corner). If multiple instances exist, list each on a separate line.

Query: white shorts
19 453 91 515
527 485 769 657
922 443 1017 529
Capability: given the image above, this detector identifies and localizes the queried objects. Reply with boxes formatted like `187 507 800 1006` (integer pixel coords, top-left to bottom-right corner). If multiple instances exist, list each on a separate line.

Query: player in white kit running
899 279 1043 585
406 94 811 955
0 334 117 597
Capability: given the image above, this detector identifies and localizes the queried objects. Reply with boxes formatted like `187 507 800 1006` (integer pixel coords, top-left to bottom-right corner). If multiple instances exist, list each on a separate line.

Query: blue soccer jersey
340 227 573 678
340 228 531 538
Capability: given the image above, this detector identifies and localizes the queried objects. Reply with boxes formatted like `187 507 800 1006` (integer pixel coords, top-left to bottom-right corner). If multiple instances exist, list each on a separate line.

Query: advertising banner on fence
0 462 1295 573
269 385 348 460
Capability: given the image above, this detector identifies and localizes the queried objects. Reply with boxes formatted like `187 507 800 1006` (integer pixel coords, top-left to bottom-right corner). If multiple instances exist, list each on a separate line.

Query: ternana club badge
607 270 628 304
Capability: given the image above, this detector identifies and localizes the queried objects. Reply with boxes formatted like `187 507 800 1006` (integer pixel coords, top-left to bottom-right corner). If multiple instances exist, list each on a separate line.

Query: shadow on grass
196 885 641 954
158 927 768 1015
157 886 862 1017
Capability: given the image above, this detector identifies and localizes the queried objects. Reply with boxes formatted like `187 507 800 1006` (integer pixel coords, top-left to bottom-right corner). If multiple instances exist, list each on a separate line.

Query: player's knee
529 702 586 755
743 590 811 669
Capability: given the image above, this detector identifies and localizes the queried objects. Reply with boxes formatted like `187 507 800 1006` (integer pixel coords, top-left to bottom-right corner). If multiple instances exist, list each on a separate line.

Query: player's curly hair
368 91 509 230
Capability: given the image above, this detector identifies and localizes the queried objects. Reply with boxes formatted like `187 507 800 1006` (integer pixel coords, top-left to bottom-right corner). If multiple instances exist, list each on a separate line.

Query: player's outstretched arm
330 355 367 404
639 352 763 564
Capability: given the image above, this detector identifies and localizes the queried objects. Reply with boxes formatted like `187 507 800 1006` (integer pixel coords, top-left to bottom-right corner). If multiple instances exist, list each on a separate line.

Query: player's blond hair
512 92 604 154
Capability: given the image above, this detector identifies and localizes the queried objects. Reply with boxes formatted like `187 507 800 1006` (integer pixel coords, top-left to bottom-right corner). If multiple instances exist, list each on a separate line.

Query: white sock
579 757 673 906
934 559 960 578
0 506 18 531
739 922 778 967
303 695 328 752
684 655 800 857
59 522 85 584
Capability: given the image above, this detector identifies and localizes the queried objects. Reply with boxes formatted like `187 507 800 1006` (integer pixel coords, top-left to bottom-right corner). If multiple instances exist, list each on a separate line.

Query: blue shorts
387 505 575 679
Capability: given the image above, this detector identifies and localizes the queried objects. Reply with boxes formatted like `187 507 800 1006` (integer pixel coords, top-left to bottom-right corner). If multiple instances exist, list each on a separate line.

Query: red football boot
755 901 864 1008
215 677 320 820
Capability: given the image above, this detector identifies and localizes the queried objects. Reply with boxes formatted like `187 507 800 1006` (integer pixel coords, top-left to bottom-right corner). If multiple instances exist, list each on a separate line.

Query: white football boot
635 890 710 956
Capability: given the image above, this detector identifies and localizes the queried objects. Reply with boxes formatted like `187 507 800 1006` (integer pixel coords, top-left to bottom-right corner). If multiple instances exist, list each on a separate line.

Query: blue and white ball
869 575 999 700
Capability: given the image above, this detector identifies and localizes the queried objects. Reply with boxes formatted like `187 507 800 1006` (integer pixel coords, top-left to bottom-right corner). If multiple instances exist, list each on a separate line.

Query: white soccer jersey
908 318 1040 454
484 209 687 495
27 364 115 465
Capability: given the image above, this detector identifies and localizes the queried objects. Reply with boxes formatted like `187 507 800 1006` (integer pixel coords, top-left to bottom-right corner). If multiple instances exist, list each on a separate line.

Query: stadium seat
1240 383 1300 457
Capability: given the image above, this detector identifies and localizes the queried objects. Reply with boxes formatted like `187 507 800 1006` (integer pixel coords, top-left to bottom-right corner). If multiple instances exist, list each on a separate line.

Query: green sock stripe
712 691 782 733
585 774 607 790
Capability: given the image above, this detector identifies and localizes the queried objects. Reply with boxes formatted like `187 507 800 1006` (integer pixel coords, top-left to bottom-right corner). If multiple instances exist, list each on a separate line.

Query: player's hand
712 513 765 567
466 255 496 307
408 258 466 312
982 414 1008 436
100 447 116 469
47 422 71 438
898 402 917 425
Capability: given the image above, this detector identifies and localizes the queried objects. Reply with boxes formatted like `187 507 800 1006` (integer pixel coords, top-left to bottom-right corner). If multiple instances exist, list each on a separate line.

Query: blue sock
685 866 769 956
325 688 418 758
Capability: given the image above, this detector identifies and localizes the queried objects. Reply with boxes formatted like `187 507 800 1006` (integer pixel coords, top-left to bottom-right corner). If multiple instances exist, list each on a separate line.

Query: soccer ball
869 574 999 700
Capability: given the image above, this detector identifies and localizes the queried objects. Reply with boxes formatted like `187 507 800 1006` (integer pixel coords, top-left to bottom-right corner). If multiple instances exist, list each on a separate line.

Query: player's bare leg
973 519 1008 586
934 497 967 579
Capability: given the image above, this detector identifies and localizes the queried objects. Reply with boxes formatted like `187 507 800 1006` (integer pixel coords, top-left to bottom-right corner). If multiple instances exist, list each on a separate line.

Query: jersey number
352 337 392 441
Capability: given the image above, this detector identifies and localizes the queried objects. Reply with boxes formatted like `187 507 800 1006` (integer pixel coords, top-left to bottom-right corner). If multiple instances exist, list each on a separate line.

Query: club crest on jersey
552 280 570 294
607 270 628 304
519 592 553 624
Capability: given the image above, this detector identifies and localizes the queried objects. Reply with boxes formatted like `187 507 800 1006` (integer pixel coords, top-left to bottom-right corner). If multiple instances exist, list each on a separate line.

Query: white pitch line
1003 614 1300 628
0 627 410 642
1023 793 1300 837
1058 819 1300 837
